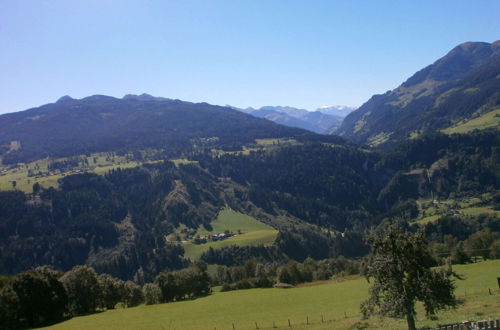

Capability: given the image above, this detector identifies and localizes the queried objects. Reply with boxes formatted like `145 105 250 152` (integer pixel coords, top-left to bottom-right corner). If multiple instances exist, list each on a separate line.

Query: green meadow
183 208 278 260
416 196 499 225
43 260 500 330
442 108 500 134
0 151 165 193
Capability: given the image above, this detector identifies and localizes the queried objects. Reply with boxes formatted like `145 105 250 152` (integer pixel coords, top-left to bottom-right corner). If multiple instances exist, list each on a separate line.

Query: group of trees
155 263 211 302
420 214 500 263
430 229 500 264
0 263 211 329
0 265 145 329
209 256 364 292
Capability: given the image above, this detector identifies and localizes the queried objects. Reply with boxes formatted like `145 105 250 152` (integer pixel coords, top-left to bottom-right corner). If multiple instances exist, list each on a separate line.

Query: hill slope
337 40 500 147
43 260 500 330
0 95 313 164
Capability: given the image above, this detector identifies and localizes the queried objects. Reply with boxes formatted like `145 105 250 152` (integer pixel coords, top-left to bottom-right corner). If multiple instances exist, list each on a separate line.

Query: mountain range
232 105 356 134
0 95 324 165
0 40 499 282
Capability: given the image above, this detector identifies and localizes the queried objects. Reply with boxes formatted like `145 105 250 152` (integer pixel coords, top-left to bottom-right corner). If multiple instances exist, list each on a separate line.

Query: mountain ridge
337 40 500 147
0 95 318 164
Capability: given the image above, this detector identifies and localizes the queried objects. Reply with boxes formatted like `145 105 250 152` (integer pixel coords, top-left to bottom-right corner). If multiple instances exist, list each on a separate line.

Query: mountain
0 94 317 164
337 40 500 148
232 105 344 134
0 93 498 281
301 111 343 133
250 109 319 133
316 105 356 118
259 106 309 118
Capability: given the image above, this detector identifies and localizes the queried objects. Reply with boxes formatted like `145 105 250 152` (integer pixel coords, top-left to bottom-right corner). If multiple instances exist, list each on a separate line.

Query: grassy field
415 195 499 225
417 206 500 225
43 260 500 330
0 151 164 193
442 108 500 134
183 208 278 260
255 138 300 146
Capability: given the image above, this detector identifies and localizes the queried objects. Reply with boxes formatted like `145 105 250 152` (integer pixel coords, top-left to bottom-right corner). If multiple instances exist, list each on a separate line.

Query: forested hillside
0 94 316 164
1 127 498 280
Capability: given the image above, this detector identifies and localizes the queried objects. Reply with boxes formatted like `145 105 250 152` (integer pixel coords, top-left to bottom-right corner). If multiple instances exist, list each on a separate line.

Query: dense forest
1 129 498 282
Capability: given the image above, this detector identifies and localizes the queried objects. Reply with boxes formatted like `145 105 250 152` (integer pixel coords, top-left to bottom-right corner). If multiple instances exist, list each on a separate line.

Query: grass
255 138 299 146
460 206 500 217
183 208 278 260
0 151 164 193
417 207 500 225
415 196 499 225
197 208 274 235
368 132 392 146
442 108 500 134
183 230 278 260
415 214 441 225
42 260 500 330
170 158 199 167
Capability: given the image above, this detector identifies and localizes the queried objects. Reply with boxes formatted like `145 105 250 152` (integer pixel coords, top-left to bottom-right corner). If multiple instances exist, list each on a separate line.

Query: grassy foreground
43 260 500 330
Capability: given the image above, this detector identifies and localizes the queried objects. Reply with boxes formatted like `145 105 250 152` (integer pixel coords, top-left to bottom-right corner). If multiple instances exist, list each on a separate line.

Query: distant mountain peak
122 93 170 102
56 95 74 103
316 105 356 118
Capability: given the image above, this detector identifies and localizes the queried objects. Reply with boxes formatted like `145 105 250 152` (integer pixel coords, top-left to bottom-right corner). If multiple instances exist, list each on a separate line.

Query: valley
0 38 499 330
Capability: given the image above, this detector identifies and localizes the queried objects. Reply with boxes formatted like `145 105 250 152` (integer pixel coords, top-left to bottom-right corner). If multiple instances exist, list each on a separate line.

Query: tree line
0 263 210 329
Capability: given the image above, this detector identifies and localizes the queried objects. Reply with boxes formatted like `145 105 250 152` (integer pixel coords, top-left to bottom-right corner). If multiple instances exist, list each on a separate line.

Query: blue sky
0 0 499 114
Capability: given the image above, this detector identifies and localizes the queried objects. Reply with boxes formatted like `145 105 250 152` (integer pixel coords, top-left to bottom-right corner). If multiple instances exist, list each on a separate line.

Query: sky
0 1 499 114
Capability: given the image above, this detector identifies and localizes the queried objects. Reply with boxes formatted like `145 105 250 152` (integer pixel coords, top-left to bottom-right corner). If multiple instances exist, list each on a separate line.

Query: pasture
0 151 162 193
43 260 500 330
442 108 500 134
183 208 278 260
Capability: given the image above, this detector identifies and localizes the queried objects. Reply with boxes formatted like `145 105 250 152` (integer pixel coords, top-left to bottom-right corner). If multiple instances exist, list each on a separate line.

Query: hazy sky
1 1 499 114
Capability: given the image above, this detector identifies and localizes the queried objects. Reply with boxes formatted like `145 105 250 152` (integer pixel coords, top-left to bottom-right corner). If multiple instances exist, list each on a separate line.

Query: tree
465 229 496 260
155 271 177 302
60 265 102 315
0 283 21 329
450 242 471 264
98 273 124 309
490 240 500 259
8 267 67 327
361 227 458 330
143 283 162 305
123 281 144 307
32 182 41 194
